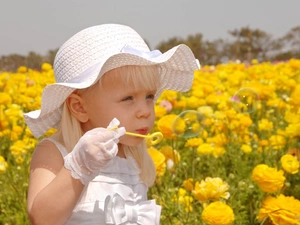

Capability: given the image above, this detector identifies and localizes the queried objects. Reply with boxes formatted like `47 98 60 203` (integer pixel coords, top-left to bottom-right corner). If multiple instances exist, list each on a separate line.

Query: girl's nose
136 103 151 119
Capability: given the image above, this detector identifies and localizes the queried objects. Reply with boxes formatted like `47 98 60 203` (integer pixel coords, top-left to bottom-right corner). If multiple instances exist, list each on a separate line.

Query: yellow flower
183 178 194 191
186 96 201 109
212 146 226 158
160 145 180 170
184 137 203 147
197 106 214 118
252 164 285 193
197 143 213 155
251 59 259 64
269 135 286 149
41 62 52 72
259 139 269 147
0 156 9 174
0 92 12 104
280 154 299 174
202 201 235 225
17 66 27 73
207 133 228 146
239 115 252 127
148 147 166 177
175 188 194 212
157 114 178 139
159 90 178 102
285 123 300 138
258 118 273 131
284 110 300 124
154 105 167 118
257 194 300 225
9 140 29 157
193 177 230 202
241 144 252 154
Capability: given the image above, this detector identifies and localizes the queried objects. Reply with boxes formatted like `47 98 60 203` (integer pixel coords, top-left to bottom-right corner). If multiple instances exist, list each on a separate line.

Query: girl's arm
27 140 84 225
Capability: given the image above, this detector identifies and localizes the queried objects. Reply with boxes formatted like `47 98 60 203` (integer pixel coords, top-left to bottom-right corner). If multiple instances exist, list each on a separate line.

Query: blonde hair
55 65 160 186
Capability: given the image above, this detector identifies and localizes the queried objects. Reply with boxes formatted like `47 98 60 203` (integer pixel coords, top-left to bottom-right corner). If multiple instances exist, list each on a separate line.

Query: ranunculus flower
202 201 235 225
157 114 179 139
241 144 252 154
252 164 285 193
193 177 230 202
0 156 9 174
148 147 166 177
269 135 286 149
280 154 299 174
183 178 194 191
185 137 203 147
197 143 213 155
257 194 300 225
0 92 12 104
160 145 180 170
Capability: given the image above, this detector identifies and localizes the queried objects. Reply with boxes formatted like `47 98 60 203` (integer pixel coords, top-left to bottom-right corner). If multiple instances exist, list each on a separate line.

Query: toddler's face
80 72 157 146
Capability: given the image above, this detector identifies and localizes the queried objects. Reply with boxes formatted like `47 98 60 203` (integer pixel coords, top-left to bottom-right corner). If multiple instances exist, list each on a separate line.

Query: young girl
25 24 198 225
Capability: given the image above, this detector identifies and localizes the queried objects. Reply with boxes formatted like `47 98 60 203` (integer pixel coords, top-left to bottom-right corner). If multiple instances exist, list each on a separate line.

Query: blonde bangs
101 65 160 93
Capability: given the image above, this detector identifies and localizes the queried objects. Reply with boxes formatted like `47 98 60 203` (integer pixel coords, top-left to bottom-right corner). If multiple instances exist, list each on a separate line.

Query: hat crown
54 24 150 83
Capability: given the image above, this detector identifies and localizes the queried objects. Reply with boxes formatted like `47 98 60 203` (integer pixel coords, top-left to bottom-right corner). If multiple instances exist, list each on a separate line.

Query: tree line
0 25 299 71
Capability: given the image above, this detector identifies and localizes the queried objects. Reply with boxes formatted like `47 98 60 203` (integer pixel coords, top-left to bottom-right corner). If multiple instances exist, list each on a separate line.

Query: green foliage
0 139 31 225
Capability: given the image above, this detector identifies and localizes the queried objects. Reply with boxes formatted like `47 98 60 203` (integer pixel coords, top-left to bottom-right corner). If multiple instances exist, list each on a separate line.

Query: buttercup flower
154 105 167 118
212 146 226 158
0 92 12 105
258 118 273 131
257 194 300 225
17 66 27 73
197 143 213 155
185 137 203 147
160 145 180 170
183 178 194 191
157 114 179 139
173 188 194 212
280 154 299 174
252 164 285 193
241 144 252 154
193 177 230 203
0 156 9 174
285 123 300 138
41 62 52 72
269 135 286 149
148 147 166 177
202 201 235 225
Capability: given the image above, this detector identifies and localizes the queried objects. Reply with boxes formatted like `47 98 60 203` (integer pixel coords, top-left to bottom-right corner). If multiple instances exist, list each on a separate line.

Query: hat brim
24 44 198 138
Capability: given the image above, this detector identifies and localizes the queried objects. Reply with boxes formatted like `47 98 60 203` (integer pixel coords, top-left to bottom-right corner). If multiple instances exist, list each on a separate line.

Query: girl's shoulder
42 136 68 157
30 137 65 175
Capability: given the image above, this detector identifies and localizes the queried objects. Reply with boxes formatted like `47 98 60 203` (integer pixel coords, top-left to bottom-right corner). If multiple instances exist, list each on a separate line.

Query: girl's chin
119 136 144 147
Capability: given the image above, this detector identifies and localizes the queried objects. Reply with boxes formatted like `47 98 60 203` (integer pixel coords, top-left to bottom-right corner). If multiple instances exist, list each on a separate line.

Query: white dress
46 137 161 225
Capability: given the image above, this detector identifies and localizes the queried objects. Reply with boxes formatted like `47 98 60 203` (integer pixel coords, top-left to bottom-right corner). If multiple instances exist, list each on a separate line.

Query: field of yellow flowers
1 60 300 225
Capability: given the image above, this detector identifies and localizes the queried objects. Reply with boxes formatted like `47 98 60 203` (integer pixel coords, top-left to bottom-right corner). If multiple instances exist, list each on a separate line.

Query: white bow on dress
104 193 161 225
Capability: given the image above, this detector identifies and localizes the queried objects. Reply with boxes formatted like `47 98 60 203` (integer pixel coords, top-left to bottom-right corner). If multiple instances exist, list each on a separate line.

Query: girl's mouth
135 127 148 135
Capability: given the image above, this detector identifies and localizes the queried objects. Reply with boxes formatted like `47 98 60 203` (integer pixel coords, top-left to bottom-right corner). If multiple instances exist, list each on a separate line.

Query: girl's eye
122 96 133 101
146 94 155 99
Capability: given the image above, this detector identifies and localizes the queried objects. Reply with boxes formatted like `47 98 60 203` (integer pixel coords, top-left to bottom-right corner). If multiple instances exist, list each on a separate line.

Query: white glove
64 118 125 185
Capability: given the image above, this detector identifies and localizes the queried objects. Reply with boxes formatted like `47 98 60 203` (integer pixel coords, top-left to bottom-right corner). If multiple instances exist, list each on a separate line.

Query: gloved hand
64 118 125 185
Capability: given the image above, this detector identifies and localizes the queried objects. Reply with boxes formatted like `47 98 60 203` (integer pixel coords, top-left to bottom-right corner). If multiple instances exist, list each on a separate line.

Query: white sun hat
24 23 199 138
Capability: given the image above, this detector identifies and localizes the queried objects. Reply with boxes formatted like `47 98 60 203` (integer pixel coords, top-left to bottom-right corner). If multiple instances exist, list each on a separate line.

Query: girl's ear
66 93 89 123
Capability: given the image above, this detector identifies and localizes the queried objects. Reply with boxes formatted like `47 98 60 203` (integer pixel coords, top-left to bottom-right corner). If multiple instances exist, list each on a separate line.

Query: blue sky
1 0 299 56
